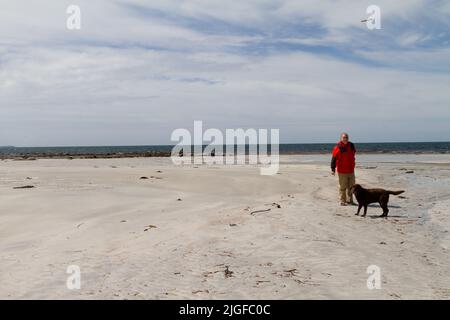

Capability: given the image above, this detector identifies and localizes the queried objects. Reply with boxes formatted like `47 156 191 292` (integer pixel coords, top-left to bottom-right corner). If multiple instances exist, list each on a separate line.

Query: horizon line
2 140 450 149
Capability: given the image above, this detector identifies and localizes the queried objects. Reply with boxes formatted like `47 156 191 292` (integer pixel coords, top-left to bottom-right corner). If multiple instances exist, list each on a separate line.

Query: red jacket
331 141 356 174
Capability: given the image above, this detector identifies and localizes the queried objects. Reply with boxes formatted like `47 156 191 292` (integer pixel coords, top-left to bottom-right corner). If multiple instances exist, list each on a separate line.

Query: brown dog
351 184 404 217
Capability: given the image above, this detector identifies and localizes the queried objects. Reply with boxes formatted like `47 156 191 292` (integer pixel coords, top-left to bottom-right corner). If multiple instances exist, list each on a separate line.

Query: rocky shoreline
1 151 172 160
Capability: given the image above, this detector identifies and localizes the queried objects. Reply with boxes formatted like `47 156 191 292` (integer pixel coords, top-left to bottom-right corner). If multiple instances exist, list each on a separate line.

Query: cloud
0 0 449 145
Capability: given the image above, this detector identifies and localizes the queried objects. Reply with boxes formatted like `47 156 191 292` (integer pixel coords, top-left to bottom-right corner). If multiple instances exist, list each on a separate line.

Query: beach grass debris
224 266 233 278
144 224 157 231
192 289 209 294
284 269 298 276
250 208 271 215
13 185 35 189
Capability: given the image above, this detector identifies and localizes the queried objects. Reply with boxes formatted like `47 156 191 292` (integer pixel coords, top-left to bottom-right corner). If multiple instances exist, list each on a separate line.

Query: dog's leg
379 194 390 218
380 203 389 217
362 204 368 217
355 203 362 215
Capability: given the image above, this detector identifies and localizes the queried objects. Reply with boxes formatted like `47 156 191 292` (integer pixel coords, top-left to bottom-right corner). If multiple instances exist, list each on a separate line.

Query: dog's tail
388 190 405 195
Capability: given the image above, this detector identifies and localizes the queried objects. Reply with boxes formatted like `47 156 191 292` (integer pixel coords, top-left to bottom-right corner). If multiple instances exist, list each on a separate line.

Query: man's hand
331 171 335 176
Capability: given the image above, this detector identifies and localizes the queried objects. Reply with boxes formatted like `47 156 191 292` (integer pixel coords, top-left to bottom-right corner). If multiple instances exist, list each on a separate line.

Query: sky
0 0 449 146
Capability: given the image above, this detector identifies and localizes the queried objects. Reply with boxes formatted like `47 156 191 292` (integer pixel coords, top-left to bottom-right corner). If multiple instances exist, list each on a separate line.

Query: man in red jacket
331 133 356 206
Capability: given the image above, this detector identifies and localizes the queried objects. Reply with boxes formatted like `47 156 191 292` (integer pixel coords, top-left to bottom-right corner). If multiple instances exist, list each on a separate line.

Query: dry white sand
0 155 449 299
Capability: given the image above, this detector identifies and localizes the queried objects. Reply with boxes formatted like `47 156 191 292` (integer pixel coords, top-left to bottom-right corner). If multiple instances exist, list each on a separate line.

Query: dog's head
350 184 363 194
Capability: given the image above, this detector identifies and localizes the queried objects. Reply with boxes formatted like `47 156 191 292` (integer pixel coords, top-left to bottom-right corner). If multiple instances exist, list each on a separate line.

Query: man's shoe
340 202 347 206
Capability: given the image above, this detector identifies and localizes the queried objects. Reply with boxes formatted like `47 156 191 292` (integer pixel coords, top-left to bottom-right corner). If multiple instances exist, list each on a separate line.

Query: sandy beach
1 154 449 299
